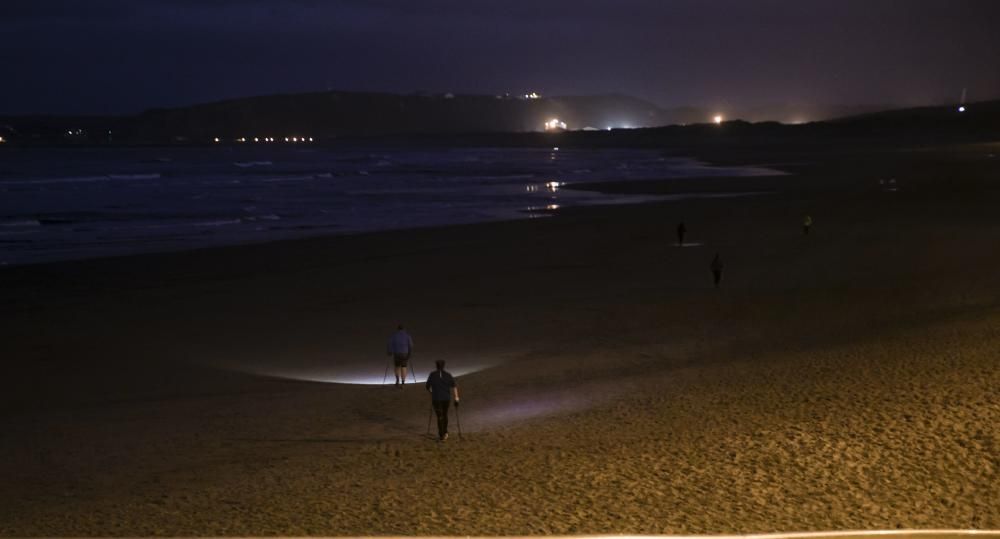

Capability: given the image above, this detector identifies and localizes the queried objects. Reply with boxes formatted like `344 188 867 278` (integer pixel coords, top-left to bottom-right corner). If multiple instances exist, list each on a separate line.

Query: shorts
393 353 410 368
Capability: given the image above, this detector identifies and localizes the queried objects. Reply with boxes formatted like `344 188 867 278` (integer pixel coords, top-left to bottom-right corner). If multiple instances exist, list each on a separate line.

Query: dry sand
1 142 999 535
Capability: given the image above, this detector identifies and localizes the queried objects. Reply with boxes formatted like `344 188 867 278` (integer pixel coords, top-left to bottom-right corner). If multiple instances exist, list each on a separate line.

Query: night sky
2 0 999 116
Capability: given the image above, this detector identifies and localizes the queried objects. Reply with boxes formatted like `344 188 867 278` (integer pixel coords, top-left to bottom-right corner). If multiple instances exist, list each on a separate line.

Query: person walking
711 253 724 288
425 360 459 441
386 324 414 387
803 214 813 235
676 221 687 246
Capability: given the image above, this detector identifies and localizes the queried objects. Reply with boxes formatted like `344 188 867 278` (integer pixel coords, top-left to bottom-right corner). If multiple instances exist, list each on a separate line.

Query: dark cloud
1 0 998 115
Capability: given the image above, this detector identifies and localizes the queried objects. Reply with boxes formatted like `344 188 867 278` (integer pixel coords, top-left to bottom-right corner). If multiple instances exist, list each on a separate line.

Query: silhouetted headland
1 90 997 147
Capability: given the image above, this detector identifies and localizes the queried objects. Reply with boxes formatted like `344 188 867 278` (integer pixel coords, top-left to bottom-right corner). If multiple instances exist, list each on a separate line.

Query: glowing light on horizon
958 106 966 112
213 137 220 142
544 118 567 131
714 115 724 124
0 136 5 143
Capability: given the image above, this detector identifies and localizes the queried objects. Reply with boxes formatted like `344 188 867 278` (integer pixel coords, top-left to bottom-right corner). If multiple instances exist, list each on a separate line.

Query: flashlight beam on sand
227 357 501 386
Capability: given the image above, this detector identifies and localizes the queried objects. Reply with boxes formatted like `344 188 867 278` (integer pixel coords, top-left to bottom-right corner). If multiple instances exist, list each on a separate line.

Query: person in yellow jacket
803 214 813 235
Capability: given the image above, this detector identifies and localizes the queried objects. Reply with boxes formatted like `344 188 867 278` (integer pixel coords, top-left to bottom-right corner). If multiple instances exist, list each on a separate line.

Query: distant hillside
129 91 674 141
0 93 997 146
396 99 1000 151
0 91 675 144
831 99 1000 125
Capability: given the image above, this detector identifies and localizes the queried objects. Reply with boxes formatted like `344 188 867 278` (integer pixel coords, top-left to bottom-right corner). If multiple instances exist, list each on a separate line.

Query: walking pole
455 402 463 441
410 358 418 384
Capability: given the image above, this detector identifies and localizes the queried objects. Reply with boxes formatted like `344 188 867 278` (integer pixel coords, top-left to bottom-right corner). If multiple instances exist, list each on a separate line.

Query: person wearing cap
425 359 459 441
386 324 414 387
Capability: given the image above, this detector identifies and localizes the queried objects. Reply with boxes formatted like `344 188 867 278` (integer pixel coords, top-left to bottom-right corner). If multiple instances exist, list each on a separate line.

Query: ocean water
0 146 777 266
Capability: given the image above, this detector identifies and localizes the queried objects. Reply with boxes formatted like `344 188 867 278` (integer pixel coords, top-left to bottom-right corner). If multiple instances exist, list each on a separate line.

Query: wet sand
1 142 999 535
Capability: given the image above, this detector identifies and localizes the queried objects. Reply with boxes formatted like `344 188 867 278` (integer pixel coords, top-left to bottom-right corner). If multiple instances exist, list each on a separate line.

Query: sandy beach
1 141 999 535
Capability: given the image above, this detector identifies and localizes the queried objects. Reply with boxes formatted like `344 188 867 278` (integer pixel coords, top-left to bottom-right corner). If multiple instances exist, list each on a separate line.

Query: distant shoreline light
212 135 312 143
544 118 567 131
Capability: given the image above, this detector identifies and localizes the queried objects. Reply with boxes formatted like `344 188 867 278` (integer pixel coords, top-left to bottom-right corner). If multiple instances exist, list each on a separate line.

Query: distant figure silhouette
676 222 687 246
711 253 724 288
803 214 813 235
426 360 459 442
386 324 414 387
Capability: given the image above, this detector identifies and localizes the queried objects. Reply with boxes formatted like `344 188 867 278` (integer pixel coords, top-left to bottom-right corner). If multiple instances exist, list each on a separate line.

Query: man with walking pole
425 360 459 442
386 324 414 388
